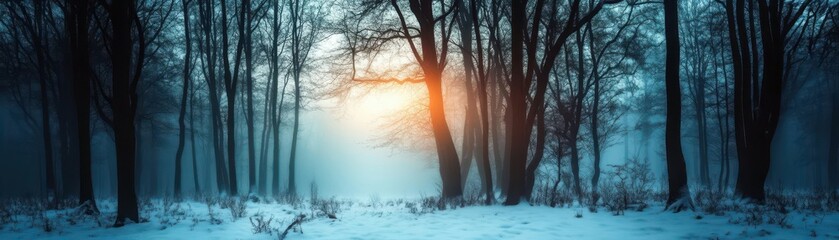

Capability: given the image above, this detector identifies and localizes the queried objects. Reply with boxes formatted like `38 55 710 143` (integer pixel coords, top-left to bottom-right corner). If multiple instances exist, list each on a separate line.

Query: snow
1 197 838 239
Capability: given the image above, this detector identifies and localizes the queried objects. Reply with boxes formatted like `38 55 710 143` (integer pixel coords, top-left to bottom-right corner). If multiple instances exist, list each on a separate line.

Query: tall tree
345 0 468 198
244 0 256 194
663 0 692 212
175 0 193 198
505 0 620 204
830 77 839 190
725 0 812 202
68 0 98 214
196 0 229 193
220 0 245 195
108 0 140 226
269 0 287 196
287 0 321 196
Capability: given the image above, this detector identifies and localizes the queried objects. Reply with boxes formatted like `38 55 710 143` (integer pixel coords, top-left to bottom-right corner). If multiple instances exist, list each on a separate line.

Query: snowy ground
1 197 838 239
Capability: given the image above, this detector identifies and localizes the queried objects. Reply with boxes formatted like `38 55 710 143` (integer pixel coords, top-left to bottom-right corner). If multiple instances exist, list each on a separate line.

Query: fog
0 0 838 236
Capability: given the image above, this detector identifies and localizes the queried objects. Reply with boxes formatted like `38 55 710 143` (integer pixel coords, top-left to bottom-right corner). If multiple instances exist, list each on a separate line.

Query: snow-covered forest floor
1 190 839 239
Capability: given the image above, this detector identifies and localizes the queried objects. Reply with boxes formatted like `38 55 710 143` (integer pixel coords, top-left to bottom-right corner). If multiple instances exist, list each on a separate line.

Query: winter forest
0 0 838 238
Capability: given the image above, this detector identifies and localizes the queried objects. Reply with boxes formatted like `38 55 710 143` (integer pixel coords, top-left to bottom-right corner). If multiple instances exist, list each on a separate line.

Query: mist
1 0 838 238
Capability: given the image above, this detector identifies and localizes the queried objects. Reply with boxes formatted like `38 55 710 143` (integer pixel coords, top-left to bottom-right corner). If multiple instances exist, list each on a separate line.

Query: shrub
693 190 727 215
220 197 247 220
249 213 273 234
207 205 222 225
599 158 654 214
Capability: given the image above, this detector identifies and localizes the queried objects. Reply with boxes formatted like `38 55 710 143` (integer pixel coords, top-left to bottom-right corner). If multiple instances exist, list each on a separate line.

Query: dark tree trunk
197 0 228 193
829 79 839 190
175 0 193 198
591 68 601 204
524 111 545 200
490 72 505 195
570 28 586 200
504 0 526 205
221 0 242 196
270 0 284 196
58 88 80 198
725 0 806 202
389 0 462 198
696 80 710 187
467 0 494 203
663 0 692 212
111 0 139 226
458 87 476 189
244 0 256 194
456 1 478 190
69 0 97 214
288 0 303 196
190 85 200 194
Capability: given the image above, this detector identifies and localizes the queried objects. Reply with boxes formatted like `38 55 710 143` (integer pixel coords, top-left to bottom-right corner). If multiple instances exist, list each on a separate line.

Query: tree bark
190 83 200 194
288 0 303 196
111 0 139 226
221 0 243 195
270 0 285 196
829 78 839 190
390 0 463 198
69 0 97 213
504 0 526 205
175 0 193 198
197 0 228 193
244 0 256 194
663 0 692 212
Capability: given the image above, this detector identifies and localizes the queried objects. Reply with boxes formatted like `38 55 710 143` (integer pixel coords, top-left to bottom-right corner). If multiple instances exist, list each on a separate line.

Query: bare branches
352 76 425 84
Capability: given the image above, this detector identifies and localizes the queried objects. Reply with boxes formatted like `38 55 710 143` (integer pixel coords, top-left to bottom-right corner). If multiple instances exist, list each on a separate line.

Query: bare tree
174 0 193 198
663 0 693 213
725 0 812 202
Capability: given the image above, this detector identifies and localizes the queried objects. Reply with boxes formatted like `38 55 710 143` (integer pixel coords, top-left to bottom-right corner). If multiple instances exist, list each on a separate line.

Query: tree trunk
69 0 97 214
524 111 545 200
591 69 601 205
468 0 494 203
288 0 303 196
197 0 228 193
244 0 256 194
175 0 193 198
829 79 839 190
111 0 139 226
456 2 478 190
663 0 692 212
697 79 710 187
190 85 200 194
504 0 526 205
270 0 284 196
459 90 476 189
426 71 463 198
221 0 241 196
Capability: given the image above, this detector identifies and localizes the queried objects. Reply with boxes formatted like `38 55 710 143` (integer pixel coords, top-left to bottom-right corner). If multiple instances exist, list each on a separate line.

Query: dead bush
250 213 273 234
220 197 247 220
